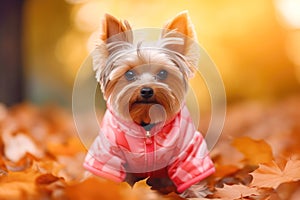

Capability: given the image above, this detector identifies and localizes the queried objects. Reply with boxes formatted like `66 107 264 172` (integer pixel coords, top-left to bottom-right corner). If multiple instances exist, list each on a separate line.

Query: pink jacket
84 105 215 193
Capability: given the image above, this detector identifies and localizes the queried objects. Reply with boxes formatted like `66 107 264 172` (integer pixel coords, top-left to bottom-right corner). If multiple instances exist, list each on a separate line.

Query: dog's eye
156 70 168 80
125 70 136 81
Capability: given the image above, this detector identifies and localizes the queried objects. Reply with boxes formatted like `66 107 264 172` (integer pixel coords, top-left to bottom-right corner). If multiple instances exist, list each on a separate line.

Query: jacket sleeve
83 130 126 182
167 131 215 193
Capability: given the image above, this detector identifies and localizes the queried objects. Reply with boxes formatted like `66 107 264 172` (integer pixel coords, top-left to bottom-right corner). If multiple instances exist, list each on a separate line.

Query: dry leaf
276 181 300 200
35 173 60 185
0 96 299 199
214 165 239 178
5 153 36 172
64 177 129 200
47 137 86 156
131 180 182 200
290 184 300 200
214 184 260 200
232 136 274 165
31 160 64 176
251 159 300 189
35 173 66 198
0 170 40 199
0 156 8 175
56 153 86 181
216 165 255 187
3 133 42 162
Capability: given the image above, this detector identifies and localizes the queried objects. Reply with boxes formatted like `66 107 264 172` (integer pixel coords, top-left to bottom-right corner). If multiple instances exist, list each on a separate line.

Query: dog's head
93 11 200 125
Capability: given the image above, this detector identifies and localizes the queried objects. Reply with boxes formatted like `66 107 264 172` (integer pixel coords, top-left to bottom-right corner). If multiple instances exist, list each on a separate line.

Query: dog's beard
109 81 185 125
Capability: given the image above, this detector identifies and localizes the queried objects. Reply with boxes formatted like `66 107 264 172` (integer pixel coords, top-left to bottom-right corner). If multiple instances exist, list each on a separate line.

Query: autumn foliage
0 96 300 199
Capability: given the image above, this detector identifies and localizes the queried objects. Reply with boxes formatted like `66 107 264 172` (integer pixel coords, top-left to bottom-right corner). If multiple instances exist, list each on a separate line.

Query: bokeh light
274 0 300 83
275 0 300 29
22 0 300 107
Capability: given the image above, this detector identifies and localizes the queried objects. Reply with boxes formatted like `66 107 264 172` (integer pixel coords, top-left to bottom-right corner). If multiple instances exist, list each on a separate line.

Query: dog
84 11 215 198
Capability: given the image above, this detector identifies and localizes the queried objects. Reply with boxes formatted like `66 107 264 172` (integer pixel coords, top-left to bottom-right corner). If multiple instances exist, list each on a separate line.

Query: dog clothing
84 105 215 193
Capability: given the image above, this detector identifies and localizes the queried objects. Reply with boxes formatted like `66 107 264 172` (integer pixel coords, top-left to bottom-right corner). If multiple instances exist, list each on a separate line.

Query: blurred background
1 0 300 108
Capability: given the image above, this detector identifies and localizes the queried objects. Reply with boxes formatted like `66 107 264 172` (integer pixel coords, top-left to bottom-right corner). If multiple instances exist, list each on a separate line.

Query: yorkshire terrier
84 11 215 198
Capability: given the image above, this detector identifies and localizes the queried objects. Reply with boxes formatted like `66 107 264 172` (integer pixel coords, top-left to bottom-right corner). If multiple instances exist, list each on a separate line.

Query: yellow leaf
232 137 273 165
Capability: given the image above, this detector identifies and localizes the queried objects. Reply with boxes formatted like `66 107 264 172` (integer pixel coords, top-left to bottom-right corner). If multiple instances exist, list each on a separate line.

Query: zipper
144 130 154 174
145 131 152 143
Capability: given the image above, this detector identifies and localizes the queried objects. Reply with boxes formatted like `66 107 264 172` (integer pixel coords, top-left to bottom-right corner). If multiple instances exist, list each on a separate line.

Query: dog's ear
161 11 200 76
101 13 133 44
92 14 133 85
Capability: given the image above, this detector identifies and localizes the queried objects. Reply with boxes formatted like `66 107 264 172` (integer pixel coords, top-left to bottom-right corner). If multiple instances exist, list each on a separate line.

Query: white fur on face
102 46 189 124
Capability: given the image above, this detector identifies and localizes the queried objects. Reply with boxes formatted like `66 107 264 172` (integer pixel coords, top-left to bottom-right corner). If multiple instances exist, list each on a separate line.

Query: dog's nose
140 87 154 99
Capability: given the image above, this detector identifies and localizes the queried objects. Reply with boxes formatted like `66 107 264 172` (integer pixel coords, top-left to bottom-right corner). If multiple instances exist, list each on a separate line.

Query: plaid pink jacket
84 105 215 193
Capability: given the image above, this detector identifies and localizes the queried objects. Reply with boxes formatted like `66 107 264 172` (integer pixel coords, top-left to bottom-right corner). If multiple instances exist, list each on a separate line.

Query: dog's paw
125 173 145 187
146 177 177 195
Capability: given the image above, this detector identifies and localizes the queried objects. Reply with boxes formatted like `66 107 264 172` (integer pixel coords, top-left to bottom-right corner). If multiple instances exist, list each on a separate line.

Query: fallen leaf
290 183 300 200
250 159 300 189
3 132 42 162
0 96 299 199
35 173 60 185
0 156 7 175
216 165 255 187
35 173 66 199
131 180 182 200
31 160 64 176
5 153 36 172
214 184 260 200
64 177 129 200
47 137 86 156
276 181 300 200
0 170 40 199
57 153 86 181
232 136 274 165
213 165 239 179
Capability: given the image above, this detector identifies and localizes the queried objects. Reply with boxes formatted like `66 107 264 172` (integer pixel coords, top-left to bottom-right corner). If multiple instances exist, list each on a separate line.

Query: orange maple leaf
0 170 39 199
232 136 274 165
214 184 260 200
250 159 300 189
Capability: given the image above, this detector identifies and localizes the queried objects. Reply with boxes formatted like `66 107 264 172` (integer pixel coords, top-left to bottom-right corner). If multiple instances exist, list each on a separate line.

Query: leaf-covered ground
0 96 300 200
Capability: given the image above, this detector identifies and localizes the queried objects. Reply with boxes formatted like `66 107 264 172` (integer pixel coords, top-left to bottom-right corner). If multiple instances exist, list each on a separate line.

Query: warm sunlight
275 0 300 28
275 0 300 82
